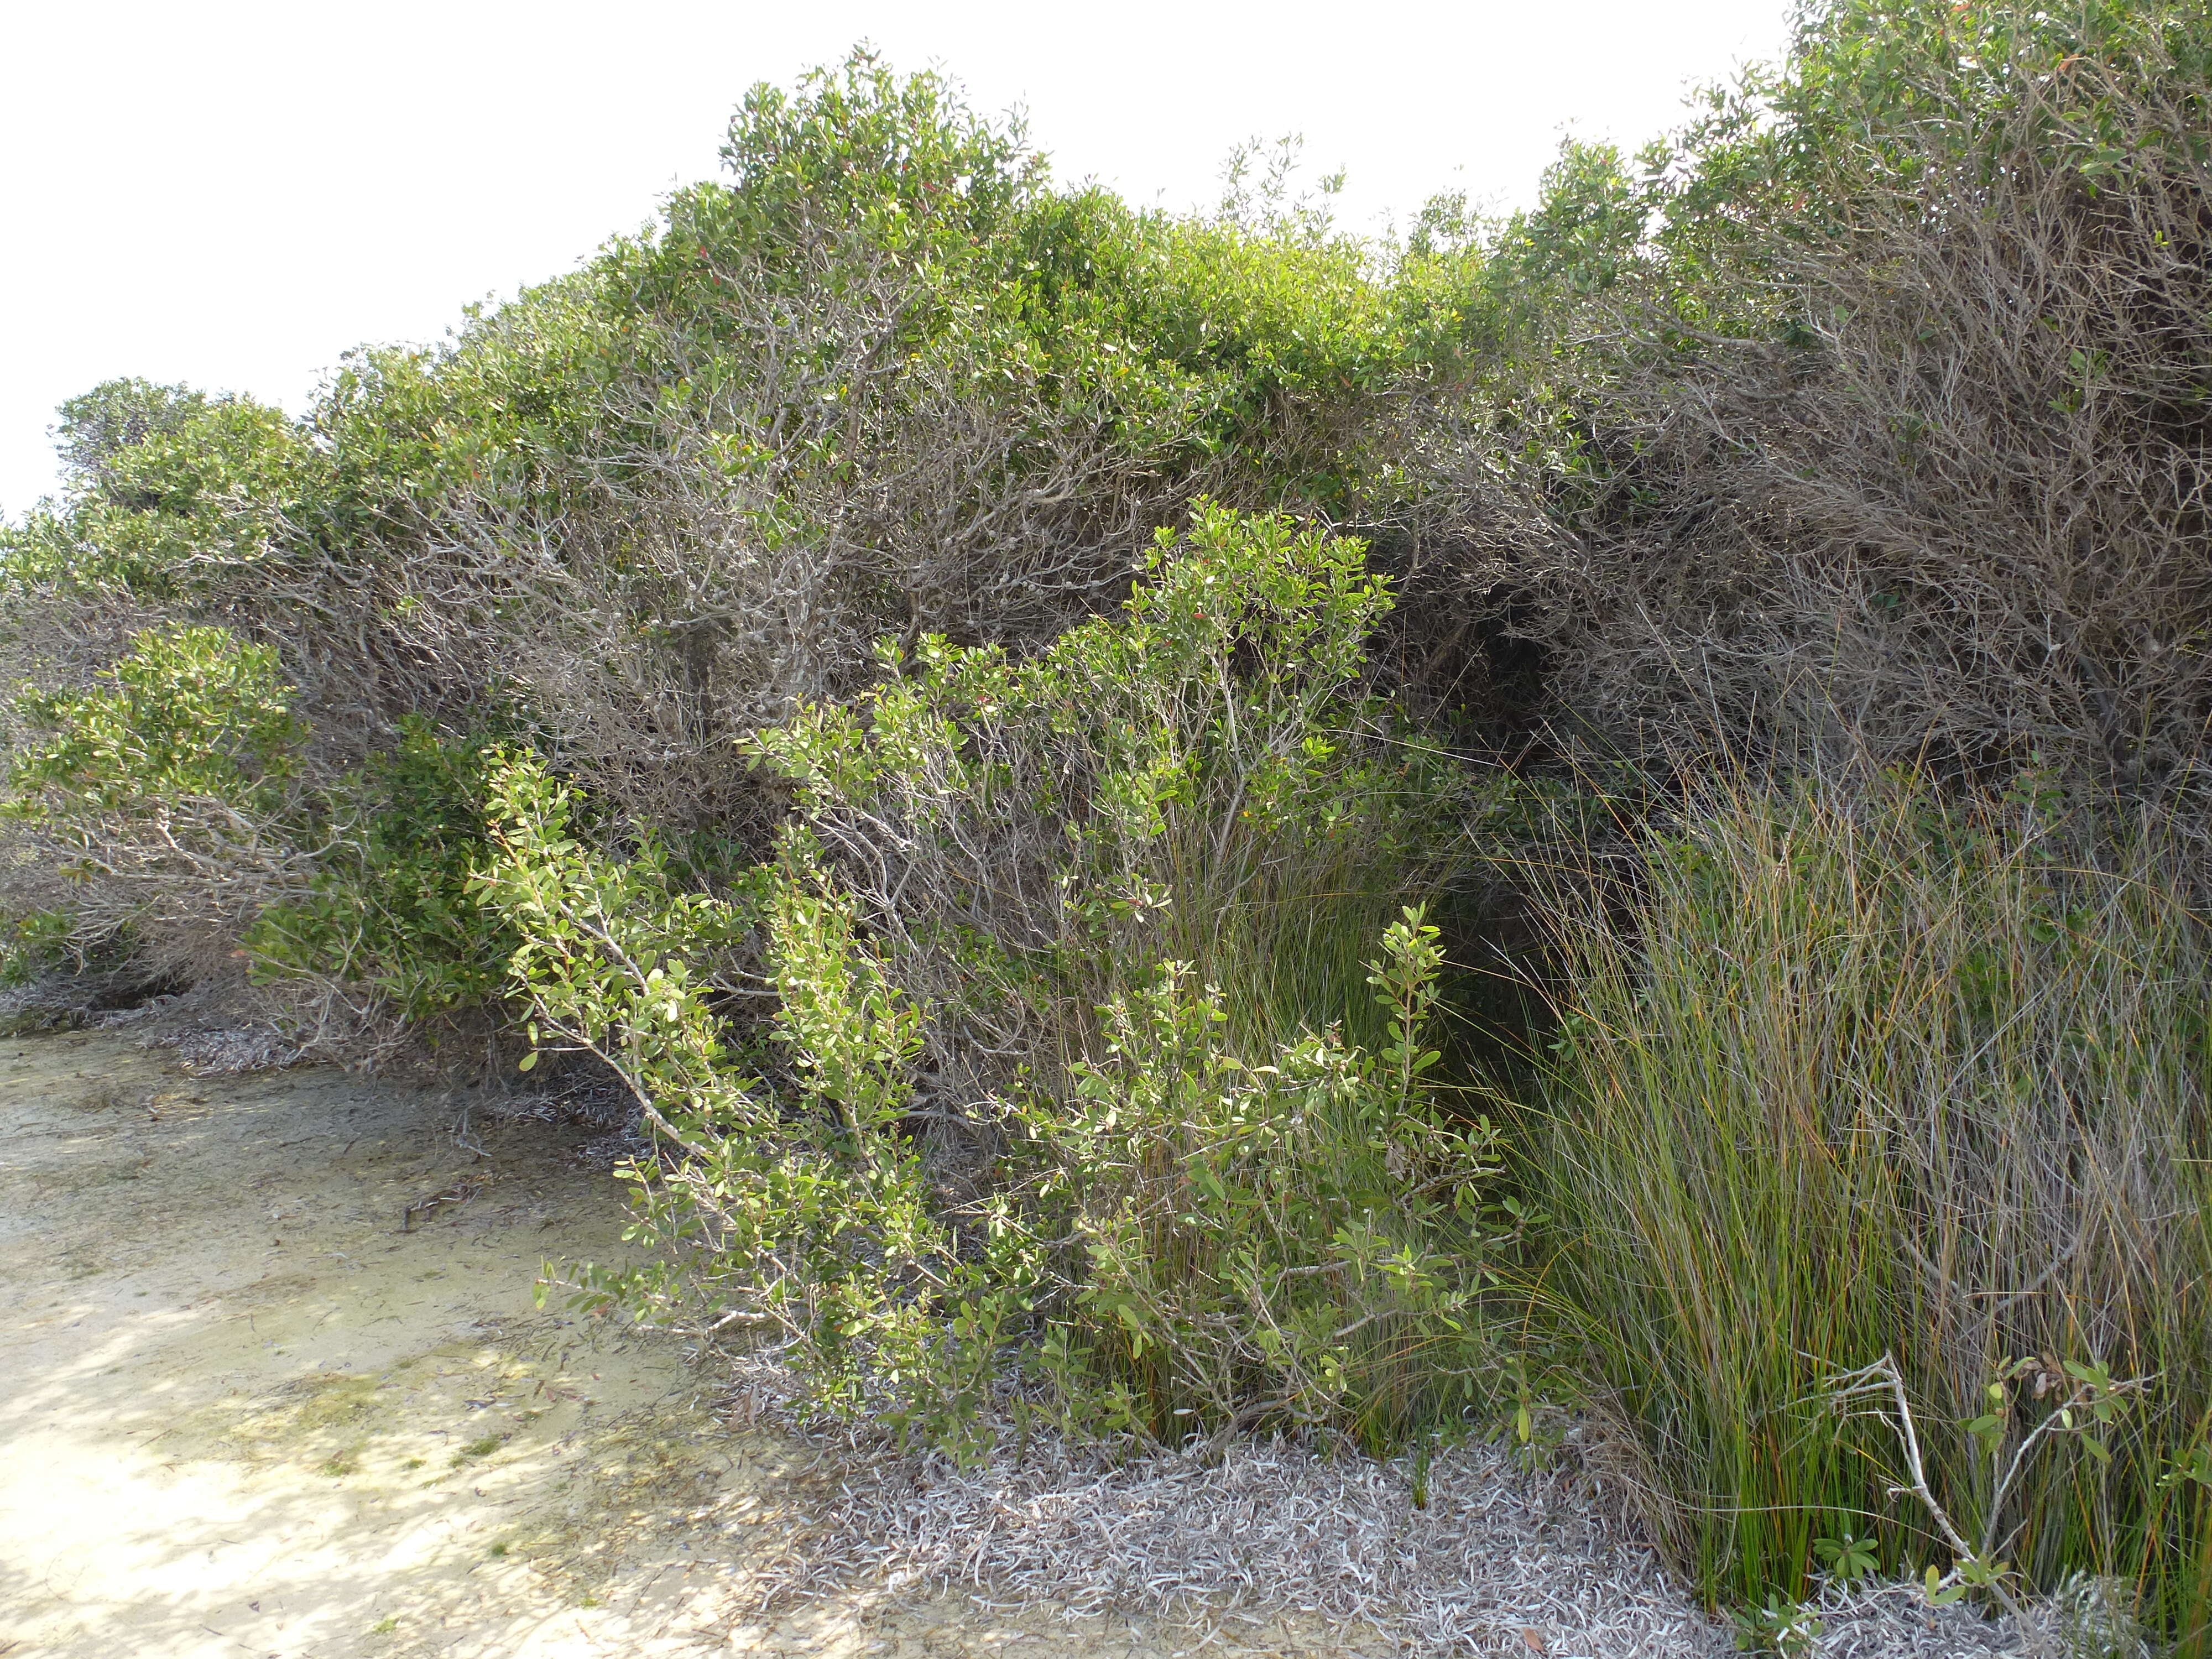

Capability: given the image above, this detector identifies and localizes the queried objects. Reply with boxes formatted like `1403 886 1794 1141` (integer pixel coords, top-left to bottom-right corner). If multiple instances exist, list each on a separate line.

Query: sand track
0 1030 1353 1659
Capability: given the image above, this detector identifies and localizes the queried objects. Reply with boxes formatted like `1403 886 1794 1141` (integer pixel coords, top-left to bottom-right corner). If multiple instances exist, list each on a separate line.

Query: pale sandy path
0 1031 1349 1659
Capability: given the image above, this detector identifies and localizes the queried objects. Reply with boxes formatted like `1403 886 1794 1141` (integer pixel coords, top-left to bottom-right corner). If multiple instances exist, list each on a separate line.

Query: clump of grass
1520 775 2212 1645
451 1434 503 1466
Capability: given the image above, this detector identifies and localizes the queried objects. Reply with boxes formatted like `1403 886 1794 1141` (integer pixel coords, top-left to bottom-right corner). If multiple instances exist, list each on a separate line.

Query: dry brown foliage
1417 38 2212 828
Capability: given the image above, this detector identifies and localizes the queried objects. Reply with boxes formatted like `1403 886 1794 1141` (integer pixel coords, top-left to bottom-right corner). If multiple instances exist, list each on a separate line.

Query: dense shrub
478 509 1501 1451
2 626 312 975
7 6 2212 1640
0 47 1448 1009
244 717 517 1041
1426 0 2212 820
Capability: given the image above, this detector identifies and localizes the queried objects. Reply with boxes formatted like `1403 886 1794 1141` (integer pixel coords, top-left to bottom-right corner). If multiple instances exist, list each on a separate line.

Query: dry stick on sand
402 1172 495 1232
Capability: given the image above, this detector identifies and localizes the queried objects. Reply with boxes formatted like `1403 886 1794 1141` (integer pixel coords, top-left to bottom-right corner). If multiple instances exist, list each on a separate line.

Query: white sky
1 0 1791 517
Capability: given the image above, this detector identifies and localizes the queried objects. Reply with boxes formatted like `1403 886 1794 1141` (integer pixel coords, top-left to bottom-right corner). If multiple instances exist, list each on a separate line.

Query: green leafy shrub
755 503 1463 1071
49 379 215 496
3 627 313 954
2 45 1460 840
1 397 319 597
481 509 1499 1449
245 718 517 1029
1040 912 1503 1451
9 627 304 815
479 759 1036 1447
2 628 513 1039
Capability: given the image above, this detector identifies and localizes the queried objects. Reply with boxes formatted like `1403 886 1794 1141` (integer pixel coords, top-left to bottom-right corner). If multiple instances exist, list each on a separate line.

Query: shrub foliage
7 8 2212 1641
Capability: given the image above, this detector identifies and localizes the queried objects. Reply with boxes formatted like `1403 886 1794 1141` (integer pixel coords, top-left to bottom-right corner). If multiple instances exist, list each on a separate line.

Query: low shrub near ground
243 717 518 1045
1526 778 2212 1639
478 509 1505 1452
1 625 314 979
1 628 517 1049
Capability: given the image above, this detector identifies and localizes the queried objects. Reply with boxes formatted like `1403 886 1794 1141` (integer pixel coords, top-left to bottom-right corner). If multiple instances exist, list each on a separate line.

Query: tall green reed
1523 777 2212 1643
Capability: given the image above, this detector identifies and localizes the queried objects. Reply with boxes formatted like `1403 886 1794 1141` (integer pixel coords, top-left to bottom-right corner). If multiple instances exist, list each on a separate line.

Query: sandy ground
0 1029 1353 1659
